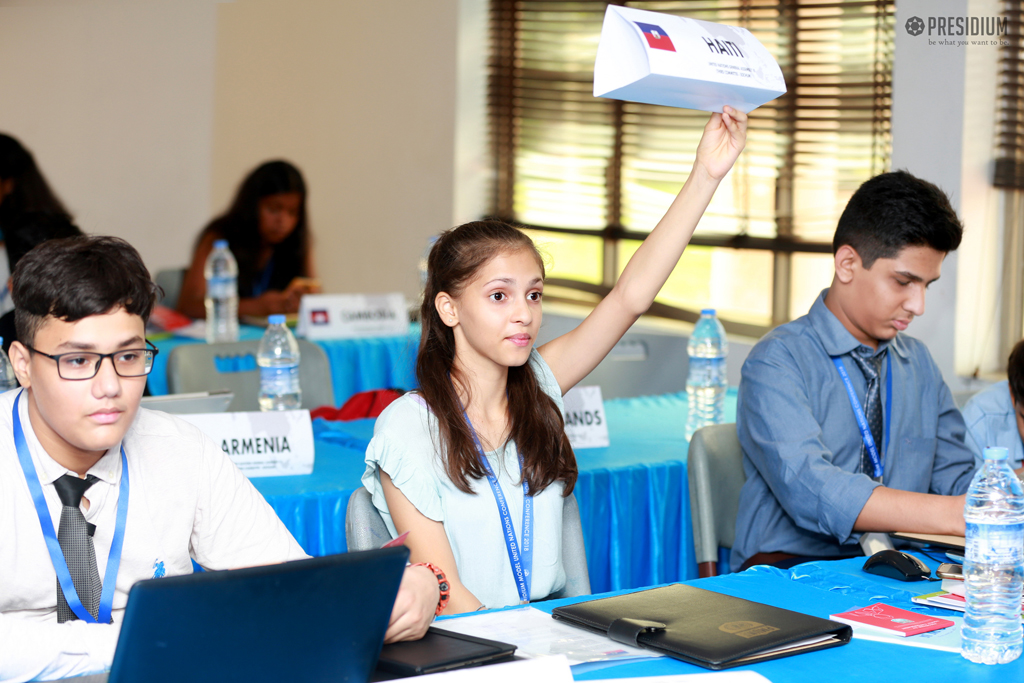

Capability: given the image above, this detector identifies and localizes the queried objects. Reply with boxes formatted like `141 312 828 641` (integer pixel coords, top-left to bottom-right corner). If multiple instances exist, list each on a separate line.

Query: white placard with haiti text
562 386 610 450
178 410 315 477
297 292 409 340
593 5 786 113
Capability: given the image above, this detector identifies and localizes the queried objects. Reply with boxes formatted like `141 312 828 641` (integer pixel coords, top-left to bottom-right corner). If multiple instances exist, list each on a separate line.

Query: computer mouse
862 549 932 581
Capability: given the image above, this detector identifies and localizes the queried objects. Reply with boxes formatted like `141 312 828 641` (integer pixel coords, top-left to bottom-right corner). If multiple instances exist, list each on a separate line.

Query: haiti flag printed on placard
635 22 676 51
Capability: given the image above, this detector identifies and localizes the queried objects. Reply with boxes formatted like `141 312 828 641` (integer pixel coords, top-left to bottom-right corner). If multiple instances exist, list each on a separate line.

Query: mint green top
361 349 567 609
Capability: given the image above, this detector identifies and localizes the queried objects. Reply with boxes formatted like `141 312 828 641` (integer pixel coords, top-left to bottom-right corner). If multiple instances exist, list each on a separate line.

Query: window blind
489 0 893 248
994 1 1023 188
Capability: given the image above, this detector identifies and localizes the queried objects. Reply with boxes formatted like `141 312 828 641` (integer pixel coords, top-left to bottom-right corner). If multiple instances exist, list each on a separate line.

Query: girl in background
177 160 319 318
0 134 71 235
0 134 73 321
362 107 747 613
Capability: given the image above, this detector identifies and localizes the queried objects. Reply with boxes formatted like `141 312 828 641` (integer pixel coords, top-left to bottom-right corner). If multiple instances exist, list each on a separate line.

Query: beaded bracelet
412 562 450 616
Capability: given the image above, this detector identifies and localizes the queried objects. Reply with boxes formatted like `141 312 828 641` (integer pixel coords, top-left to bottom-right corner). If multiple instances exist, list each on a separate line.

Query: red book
830 603 955 637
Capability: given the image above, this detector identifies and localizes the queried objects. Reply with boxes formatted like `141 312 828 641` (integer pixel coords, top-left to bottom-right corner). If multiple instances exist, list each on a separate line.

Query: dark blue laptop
83 547 407 683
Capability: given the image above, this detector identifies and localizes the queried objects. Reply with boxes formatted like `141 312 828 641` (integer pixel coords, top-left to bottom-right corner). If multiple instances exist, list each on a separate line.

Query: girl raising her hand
362 107 747 614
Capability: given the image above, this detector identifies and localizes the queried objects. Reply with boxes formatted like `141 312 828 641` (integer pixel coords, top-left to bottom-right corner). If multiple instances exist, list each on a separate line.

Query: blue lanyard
13 390 130 623
252 256 275 297
831 352 892 481
461 411 533 604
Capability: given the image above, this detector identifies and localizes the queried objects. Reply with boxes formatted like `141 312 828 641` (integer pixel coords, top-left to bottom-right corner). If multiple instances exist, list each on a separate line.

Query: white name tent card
179 410 315 477
562 385 610 450
297 292 409 340
593 5 786 113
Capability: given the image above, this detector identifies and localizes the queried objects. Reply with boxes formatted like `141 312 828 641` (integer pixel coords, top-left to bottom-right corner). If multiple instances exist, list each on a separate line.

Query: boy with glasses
0 236 437 681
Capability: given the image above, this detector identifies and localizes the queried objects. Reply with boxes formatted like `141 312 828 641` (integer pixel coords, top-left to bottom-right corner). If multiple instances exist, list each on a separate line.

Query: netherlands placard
562 385 610 450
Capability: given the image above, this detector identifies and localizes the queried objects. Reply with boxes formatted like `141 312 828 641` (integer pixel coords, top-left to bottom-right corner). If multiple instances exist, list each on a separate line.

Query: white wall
0 0 218 274
453 0 491 227
892 0 997 391
211 0 461 299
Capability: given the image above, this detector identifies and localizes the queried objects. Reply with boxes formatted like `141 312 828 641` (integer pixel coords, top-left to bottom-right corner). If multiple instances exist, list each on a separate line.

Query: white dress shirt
0 389 307 682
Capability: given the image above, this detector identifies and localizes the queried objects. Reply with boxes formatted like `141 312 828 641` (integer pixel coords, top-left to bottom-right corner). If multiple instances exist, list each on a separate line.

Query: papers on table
601 673 772 683
436 606 661 664
411 654 573 683
912 591 965 612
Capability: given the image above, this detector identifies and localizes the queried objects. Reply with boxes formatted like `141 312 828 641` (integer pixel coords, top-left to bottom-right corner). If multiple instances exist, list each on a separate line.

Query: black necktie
848 348 886 480
53 474 102 622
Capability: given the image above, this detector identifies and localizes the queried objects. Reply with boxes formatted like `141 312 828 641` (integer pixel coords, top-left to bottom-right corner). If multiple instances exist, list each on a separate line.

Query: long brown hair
417 220 577 496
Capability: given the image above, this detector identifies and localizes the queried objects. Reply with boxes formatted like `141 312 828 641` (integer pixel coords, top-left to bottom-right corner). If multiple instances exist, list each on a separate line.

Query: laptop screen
107 547 408 683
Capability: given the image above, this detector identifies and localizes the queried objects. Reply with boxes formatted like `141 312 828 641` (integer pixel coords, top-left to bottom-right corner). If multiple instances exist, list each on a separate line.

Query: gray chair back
166 339 334 411
687 423 745 577
345 487 592 599
548 491 591 599
346 487 393 551
154 267 187 310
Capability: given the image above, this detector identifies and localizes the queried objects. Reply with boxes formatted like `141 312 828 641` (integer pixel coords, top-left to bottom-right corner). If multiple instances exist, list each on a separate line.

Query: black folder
551 584 851 670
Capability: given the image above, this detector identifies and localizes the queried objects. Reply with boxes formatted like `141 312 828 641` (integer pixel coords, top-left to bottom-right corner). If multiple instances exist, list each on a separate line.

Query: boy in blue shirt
732 171 977 572
962 340 1024 472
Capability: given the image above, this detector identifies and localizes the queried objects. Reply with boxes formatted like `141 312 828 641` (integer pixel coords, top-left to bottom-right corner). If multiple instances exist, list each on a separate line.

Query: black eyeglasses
27 340 159 380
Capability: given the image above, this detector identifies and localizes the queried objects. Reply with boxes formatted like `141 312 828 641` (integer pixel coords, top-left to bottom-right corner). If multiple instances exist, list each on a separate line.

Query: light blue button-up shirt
731 290 976 571
962 380 1024 469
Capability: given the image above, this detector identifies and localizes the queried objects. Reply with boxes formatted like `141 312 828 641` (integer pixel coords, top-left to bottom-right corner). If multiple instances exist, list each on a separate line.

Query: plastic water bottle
419 235 438 290
257 314 301 411
685 309 728 440
0 340 17 391
962 446 1024 665
204 239 239 343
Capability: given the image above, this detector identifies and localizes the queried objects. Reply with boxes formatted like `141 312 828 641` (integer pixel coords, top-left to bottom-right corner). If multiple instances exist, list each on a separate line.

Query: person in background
0 134 71 235
176 160 320 319
732 171 977 572
0 134 73 317
0 212 84 353
962 339 1024 474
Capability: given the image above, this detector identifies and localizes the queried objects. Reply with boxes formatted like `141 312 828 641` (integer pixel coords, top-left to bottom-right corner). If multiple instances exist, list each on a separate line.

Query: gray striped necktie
53 474 102 622
848 348 886 479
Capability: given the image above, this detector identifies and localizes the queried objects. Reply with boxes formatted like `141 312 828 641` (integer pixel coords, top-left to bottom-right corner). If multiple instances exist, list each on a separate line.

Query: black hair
833 170 963 268
0 134 71 233
12 236 158 345
198 160 308 296
5 211 84 274
1009 340 1024 406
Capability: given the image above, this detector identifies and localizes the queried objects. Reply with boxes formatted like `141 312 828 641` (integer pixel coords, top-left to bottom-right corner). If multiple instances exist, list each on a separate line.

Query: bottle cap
983 446 1009 460
213 239 228 249
268 314 286 325
701 308 716 316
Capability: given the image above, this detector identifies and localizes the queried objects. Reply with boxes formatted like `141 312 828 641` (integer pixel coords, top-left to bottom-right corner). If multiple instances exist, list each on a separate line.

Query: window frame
488 0 894 336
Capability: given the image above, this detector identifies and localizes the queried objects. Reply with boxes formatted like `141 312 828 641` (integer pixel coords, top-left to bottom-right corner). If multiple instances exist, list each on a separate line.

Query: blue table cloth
147 325 420 406
250 389 737 594
524 554 1021 681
